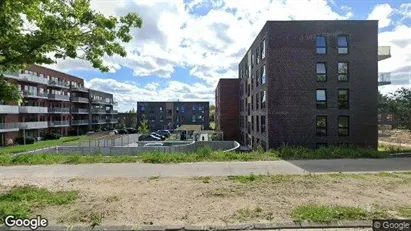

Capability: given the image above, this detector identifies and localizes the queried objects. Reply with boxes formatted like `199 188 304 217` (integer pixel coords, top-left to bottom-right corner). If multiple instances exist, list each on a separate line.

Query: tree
0 75 21 103
128 107 136 114
389 88 411 130
137 114 149 134
0 0 142 100
378 91 391 114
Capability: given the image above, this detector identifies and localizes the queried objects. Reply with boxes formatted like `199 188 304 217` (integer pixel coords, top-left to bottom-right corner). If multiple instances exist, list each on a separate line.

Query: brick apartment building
216 20 391 149
137 101 209 132
215 79 240 141
0 65 118 146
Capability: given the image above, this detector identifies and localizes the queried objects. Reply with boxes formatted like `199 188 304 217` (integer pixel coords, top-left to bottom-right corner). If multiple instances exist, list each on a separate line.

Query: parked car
144 142 164 147
139 134 161 141
151 132 166 140
156 130 170 137
112 130 119 134
126 128 137 134
118 129 128 134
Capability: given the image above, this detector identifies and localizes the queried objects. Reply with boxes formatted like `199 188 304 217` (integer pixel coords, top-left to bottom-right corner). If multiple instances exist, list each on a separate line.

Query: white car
144 142 164 147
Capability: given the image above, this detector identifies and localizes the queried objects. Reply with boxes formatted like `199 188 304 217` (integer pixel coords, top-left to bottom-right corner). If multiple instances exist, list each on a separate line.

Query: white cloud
367 4 394 28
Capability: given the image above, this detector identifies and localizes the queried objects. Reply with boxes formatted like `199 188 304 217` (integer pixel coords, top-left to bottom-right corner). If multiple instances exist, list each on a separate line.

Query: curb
0 221 372 230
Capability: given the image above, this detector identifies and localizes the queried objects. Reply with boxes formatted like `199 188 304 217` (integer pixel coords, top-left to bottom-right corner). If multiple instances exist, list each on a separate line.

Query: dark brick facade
136 101 209 132
215 79 240 141
238 20 379 149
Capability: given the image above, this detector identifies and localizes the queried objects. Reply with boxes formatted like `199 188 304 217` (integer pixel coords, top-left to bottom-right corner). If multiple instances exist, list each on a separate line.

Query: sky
45 0 411 112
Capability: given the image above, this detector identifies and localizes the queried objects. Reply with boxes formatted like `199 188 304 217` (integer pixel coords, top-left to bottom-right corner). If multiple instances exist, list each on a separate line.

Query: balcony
0 123 20 132
18 121 48 129
378 46 391 61
91 108 106 114
92 119 107 124
71 97 89 104
48 80 70 89
19 106 48 114
2 72 49 85
72 120 89 126
71 108 89 114
106 119 119 124
378 72 391 86
48 94 70 101
108 110 118 114
48 120 70 127
0 105 19 114
90 98 107 104
22 91 48 99
70 85 88 92
48 108 70 114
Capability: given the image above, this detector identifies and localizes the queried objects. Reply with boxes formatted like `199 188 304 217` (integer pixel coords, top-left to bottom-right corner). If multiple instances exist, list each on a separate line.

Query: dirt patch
0 173 411 227
379 129 411 144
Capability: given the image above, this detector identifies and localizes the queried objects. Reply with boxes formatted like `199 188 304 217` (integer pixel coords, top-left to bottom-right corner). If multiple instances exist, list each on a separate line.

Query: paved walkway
0 158 410 178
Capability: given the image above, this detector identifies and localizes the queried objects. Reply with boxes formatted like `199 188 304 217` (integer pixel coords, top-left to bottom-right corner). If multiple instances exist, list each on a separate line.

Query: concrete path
0 158 410 178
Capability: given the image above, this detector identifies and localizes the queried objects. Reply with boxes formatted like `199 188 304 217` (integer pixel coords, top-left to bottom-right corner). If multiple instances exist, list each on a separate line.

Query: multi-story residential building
89 89 118 131
118 112 137 128
217 20 391 150
215 78 240 141
136 101 209 132
0 65 118 145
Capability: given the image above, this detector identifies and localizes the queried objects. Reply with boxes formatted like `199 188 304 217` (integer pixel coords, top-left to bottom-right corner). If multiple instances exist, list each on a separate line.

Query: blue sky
47 0 411 112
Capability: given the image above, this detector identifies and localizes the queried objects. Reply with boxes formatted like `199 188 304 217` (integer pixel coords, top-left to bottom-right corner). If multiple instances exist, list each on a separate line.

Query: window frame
261 90 266 109
261 115 266 133
261 65 266 85
316 36 327 54
338 116 350 136
316 62 327 82
316 116 327 136
337 35 349 54
316 89 327 109
338 61 349 82
338 89 349 109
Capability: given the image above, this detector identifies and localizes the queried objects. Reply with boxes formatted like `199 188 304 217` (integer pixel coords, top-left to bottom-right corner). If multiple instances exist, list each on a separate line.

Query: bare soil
379 129 411 144
1 173 411 227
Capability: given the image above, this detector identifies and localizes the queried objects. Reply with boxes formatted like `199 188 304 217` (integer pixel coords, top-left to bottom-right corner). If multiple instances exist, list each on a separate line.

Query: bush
14 136 35 145
43 133 61 140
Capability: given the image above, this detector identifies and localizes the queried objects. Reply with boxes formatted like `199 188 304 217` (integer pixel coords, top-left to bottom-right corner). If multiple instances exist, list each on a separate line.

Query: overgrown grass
0 186 78 222
291 204 387 223
0 136 86 155
398 207 411 218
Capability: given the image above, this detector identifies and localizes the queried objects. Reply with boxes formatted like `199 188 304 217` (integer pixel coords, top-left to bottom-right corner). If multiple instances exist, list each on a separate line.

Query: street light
20 123 28 146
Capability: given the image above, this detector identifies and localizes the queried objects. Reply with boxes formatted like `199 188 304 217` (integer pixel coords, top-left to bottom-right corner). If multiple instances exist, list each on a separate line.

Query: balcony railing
18 121 48 129
2 72 49 85
48 108 70 114
48 94 70 101
71 108 89 114
70 85 88 92
72 120 89 126
378 72 391 86
91 98 107 104
22 91 48 99
71 97 89 103
106 119 119 123
48 80 70 88
0 105 19 114
91 108 106 114
378 46 391 61
19 106 48 114
92 119 107 124
0 123 20 132
108 110 118 114
48 120 70 127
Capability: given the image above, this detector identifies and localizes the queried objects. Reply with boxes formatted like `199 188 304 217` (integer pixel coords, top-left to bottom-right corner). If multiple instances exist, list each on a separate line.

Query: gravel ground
1 173 411 227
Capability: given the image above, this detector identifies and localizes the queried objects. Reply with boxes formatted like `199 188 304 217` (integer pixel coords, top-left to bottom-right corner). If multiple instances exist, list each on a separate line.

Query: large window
251 116 254 131
256 69 259 87
338 35 348 54
261 116 266 133
251 95 254 110
261 65 266 85
338 89 349 109
316 63 327 82
316 116 327 136
316 89 327 109
316 36 326 54
256 47 260 64
256 116 259 132
261 91 266 109
338 62 349 82
256 93 259 110
261 39 266 59
338 116 349 136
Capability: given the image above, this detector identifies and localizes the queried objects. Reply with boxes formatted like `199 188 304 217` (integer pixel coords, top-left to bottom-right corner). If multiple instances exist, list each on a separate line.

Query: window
192 115 196 122
316 36 326 54
159 106 163 111
338 116 349 136
261 116 266 133
316 116 327 136
338 89 349 109
251 53 254 69
316 89 327 109
251 116 254 131
256 47 260 64
192 106 196 111
316 63 327 82
251 95 254 110
261 65 266 85
261 91 266 109
261 39 266 59
338 62 349 82
338 36 348 54
181 106 185 113
256 93 259 110
251 75 254 90
256 69 259 87
256 116 259 132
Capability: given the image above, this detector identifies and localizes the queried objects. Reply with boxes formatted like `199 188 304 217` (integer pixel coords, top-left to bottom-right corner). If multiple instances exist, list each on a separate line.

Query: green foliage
138 114 150 133
0 74 21 103
43 133 61 140
14 136 36 145
389 88 411 130
0 186 78 222
227 173 265 183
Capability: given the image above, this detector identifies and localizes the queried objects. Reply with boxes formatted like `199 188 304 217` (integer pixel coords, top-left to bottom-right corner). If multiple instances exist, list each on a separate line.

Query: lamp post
21 124 28 146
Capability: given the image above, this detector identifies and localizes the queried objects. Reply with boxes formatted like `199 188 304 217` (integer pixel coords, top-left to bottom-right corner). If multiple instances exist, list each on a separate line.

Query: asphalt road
0 158 410 178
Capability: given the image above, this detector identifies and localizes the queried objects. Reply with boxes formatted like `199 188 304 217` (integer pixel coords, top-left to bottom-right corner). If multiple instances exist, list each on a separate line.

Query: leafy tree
137 114 149 134
378 91 391 114
389 88 411 130
210 105 216 110
128 108 136 114
0 0 142 100
0 75 21 103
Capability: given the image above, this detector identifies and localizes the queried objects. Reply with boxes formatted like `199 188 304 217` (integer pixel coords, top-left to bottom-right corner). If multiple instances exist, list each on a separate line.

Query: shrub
43 133 61 140
14 136 35 145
